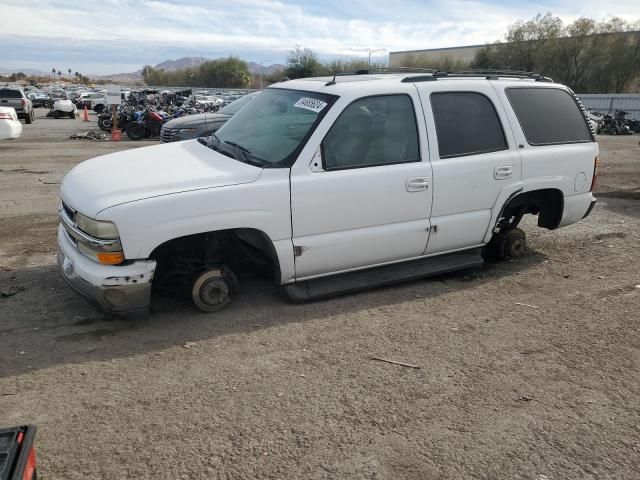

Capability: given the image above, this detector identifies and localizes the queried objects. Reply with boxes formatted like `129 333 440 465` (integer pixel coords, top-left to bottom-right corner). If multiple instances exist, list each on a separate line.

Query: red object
149 111 163 122
111 129 122 142
83 105 89 122
23 447 36 480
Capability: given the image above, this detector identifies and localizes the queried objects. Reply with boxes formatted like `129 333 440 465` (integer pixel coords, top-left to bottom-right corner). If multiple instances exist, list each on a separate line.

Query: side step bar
284 248 484 302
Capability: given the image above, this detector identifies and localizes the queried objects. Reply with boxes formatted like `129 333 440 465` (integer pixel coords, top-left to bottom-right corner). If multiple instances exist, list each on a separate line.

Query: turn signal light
590 155 600 191
96 251 125 265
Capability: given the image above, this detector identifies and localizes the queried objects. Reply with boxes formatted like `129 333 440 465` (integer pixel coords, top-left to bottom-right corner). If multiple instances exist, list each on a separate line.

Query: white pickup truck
57 70 598 313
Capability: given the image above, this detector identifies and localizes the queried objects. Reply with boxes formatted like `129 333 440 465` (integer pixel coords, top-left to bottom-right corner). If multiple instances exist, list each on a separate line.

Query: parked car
75 92 107 113
160 91 260 143
27 92 51 108
57 72 598 314
0 87 34 124
0 106 22 140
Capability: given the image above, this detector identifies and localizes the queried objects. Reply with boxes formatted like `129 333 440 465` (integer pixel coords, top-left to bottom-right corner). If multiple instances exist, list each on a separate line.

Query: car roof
268 73 564 98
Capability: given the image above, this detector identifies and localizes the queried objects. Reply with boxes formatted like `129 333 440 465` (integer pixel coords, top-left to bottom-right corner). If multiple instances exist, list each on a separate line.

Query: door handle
494 166 513 179
406 177 430 192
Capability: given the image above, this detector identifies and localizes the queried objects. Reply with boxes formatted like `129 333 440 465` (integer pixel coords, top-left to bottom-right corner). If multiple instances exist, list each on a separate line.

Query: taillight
0 112 12 119
21 99 26 106
590 155 600 191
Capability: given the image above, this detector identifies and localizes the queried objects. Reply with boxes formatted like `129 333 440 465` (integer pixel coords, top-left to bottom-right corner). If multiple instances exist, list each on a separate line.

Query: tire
53 110 60 119
126 123 144 140
98 116 112 131
191 266 239 313
25 111 33 124
484 228 527 260
69 111 75 119
94 104 104 114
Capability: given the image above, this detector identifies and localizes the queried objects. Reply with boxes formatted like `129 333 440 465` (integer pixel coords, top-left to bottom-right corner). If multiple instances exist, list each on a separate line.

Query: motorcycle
97 104 137 132
126 109 186 140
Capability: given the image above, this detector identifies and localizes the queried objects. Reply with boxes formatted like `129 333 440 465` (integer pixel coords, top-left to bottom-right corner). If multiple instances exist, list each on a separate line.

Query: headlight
177 128 198 133
76 213 120 239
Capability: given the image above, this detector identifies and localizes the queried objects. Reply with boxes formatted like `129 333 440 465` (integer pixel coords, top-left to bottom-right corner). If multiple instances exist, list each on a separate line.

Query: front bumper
57 225 156 313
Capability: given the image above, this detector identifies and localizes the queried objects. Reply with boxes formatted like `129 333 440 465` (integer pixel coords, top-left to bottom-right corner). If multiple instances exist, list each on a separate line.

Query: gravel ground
0 114 639 479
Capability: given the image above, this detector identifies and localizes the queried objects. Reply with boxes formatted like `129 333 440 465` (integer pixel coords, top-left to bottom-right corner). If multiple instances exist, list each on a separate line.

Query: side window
322 95 420 170
506 88 592 145
431 92 508 158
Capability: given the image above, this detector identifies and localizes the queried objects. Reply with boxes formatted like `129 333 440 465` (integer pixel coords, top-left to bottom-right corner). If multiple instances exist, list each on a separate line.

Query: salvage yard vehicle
57 70 598 314
160 91 260 143
0 107 22 140
0 425 38 480
47 99 76 119
75 92 107 113
26 92 51 108
0 88 34 124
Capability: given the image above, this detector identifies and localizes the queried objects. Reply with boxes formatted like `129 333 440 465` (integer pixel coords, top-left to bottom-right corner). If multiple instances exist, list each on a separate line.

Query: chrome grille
62 201 75 222
160 127 180 143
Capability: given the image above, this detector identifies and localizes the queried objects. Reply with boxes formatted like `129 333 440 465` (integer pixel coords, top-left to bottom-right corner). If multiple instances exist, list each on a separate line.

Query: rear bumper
582 197 597 219
558 192 596 227
57 225 156 313
0 122 22 140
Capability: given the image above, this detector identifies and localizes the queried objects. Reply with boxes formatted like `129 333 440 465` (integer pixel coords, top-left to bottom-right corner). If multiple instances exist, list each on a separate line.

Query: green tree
285 46 322 79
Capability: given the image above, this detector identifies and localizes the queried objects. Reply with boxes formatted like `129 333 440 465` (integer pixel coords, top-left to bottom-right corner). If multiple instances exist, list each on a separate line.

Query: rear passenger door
417 83 523 254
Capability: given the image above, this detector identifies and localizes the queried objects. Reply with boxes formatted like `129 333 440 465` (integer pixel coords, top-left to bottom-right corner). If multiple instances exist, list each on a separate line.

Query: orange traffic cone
83 105 89 122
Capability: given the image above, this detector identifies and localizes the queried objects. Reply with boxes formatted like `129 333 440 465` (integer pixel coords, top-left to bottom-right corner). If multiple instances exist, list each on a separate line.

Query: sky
0 0 639 75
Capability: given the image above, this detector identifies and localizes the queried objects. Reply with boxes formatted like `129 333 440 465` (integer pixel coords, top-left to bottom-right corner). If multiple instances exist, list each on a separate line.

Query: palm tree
57 70 61 78
68 68 72 79
51 68 56 80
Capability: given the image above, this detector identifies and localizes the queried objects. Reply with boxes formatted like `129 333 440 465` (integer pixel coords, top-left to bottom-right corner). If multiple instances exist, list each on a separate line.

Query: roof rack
324 67 435 86
401 69 554 83
322 67 553 86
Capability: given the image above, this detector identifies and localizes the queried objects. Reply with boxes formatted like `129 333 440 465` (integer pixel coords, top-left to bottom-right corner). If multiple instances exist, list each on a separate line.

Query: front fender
97 169 296 284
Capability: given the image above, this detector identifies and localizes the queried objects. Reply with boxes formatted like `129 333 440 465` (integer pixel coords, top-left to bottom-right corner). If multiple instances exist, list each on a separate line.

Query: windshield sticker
294 97 328 113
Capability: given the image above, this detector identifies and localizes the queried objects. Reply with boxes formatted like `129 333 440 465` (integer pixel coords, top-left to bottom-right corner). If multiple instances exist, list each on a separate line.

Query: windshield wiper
223 140 268 167
203 133 235 160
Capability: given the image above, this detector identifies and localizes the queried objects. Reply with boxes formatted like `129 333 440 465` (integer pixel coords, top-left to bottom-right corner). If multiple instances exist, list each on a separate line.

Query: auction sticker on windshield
294 97 328 113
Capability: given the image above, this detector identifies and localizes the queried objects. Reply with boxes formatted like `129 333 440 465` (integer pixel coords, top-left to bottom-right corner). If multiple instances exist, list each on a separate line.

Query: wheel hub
200 278 230 306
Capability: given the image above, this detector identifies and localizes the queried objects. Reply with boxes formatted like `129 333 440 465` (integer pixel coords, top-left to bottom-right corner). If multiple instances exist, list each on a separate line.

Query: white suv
57 70 599 313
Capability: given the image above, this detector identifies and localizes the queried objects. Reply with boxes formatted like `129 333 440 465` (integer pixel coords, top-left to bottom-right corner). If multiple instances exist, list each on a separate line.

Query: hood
164 113 231 129
61 139 261 217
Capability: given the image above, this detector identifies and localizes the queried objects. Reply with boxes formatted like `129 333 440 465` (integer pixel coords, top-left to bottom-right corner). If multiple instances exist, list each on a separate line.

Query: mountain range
0 57 286 82
100 57 286 82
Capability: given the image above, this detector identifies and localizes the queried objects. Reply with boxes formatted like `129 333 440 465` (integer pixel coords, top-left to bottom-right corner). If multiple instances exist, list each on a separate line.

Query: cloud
1 0 638 74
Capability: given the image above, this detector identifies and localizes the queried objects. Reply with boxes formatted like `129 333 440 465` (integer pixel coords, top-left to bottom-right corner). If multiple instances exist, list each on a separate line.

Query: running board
284 248 484 302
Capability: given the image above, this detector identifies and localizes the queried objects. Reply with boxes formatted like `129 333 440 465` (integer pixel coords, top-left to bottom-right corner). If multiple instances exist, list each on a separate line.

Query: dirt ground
0 111 639 479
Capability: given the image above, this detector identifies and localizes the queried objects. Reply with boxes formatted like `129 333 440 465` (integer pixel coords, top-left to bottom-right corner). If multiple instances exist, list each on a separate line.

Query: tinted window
506 88 592 145
0 89 23 99
431 92 507 158
322 95 420 170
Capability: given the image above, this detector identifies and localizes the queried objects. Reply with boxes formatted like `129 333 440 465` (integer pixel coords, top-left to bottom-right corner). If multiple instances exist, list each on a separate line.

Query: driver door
290 91 433 280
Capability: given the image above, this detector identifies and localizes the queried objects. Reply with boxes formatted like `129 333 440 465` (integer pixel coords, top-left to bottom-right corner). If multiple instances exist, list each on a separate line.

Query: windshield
210 89 336 167
218 92 259 115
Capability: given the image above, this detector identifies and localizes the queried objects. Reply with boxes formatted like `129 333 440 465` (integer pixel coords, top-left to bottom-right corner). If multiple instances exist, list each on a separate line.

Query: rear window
431 92 508 158
0 89 23 98
506 88 592 145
